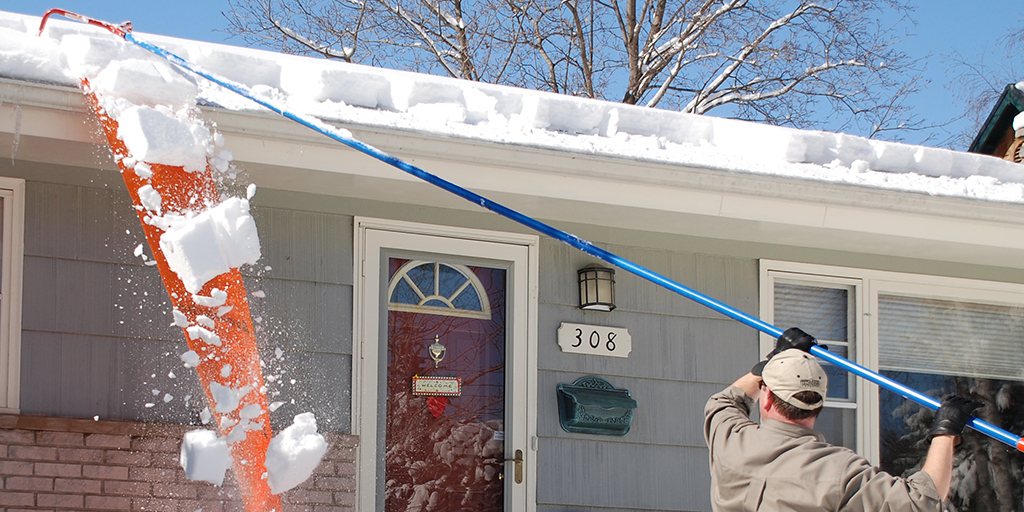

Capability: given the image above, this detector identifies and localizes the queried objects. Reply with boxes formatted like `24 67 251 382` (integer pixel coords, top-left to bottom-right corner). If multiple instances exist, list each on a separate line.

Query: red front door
384 259 507 512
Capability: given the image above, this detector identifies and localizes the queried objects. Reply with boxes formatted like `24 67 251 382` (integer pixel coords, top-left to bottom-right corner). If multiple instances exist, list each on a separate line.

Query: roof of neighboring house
968 83 1024 156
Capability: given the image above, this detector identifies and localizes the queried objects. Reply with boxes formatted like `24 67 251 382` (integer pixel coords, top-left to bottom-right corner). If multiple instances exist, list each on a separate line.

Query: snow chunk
193 288 228 308
172 309 189 328
159 198 261 294
137 185 162 213
90 58 198 109
186 325 222 346
116 105 212 173
265 413 328 494
209 382 252 414
180 350 200 367
180 429 230 486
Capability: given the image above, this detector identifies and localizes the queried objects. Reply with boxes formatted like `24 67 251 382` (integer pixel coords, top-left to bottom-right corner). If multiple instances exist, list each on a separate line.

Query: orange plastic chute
85 85 280 512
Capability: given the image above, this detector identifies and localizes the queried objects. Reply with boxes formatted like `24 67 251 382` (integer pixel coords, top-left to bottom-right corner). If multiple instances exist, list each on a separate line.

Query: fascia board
7 79 1024 268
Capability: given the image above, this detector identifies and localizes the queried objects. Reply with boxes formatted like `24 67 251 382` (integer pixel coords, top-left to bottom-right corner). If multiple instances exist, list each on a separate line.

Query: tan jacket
704 386 941 512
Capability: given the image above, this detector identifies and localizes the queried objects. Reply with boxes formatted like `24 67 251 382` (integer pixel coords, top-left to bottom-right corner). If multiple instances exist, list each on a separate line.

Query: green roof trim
969 84 1024 154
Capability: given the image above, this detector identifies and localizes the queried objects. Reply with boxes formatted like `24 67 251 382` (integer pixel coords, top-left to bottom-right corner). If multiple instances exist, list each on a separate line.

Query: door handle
504 449 523 484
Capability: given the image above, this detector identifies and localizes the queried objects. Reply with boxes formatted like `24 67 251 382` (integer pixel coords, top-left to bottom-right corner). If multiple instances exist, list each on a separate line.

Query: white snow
115 105 212 173
1 10 1024 205
185 325 222 346
180 350 200 367
264 412 328 494
209 381 252 414
179 429 230 486
159 198 261 294
91 58 198 109
136 184 162 213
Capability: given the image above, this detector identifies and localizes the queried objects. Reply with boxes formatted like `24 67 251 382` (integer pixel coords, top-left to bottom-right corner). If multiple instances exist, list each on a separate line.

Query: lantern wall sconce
577 264 616 311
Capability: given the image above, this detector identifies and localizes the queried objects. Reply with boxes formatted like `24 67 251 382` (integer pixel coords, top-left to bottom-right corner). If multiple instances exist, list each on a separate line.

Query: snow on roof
4 10 1024 204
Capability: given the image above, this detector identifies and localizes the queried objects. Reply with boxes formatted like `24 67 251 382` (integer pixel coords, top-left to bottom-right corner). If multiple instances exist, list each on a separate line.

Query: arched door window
387 260 492 319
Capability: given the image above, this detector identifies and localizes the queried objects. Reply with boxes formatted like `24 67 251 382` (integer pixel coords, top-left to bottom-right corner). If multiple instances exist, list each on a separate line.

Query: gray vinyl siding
19 179 354 432
535 238 758 512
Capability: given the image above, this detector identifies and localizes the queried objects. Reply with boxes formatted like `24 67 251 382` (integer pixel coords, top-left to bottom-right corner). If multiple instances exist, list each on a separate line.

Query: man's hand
776 327 820 353
928 396 984 444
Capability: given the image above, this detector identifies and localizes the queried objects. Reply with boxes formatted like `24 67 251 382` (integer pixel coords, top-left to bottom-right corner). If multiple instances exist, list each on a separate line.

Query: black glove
752 328 824 376
776 327 820 353
928 396 983 444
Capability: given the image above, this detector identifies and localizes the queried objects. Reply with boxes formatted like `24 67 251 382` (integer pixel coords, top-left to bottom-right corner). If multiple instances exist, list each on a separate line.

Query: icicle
10 104 22 165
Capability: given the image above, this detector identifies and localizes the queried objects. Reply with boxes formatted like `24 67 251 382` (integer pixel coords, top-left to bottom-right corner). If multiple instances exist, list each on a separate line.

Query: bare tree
945 27 1024 149
225 0 925 138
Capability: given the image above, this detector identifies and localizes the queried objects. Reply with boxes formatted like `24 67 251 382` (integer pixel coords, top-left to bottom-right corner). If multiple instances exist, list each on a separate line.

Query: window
762 260 1024 512
0 177 25 413
387 260 492 319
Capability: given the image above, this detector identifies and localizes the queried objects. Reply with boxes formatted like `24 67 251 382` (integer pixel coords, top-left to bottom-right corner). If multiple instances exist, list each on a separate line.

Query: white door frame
353 217 539 511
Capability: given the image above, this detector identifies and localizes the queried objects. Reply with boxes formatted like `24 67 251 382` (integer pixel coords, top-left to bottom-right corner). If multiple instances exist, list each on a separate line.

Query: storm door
355 219 538 512
385 259 506 511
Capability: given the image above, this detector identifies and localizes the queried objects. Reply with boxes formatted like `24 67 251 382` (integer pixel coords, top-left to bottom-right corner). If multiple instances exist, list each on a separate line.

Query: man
704 328 982 512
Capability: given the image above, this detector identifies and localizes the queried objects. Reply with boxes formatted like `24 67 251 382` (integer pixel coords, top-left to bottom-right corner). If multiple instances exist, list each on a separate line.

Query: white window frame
0 177 25 413
760 259 1024 465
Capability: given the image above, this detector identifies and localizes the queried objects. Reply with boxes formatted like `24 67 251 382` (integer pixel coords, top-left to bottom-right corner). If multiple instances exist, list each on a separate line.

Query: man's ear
761 388 774 414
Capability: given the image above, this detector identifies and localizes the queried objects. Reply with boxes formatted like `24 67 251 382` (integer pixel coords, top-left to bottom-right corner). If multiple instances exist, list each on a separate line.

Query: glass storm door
356 220 536 512
384 259 506 512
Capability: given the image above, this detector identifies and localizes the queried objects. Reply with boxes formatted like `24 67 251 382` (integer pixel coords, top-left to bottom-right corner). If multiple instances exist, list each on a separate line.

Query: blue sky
5 1 1022 149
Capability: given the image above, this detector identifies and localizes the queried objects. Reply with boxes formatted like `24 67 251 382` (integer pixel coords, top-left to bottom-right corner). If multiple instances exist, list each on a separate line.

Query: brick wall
0 414 358 512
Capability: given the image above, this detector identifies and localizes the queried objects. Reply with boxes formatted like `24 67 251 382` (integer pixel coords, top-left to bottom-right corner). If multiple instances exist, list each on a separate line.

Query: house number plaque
557 322 632 358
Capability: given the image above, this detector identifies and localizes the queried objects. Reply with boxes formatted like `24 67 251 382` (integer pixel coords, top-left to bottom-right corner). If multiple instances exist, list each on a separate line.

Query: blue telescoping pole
42 9 1024 454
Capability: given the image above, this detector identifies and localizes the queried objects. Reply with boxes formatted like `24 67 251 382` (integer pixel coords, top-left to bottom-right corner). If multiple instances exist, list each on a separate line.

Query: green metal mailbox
556 376 637 436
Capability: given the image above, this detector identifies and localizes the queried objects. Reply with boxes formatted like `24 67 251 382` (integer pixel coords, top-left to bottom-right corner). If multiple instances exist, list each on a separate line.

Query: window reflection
880 371 1024 512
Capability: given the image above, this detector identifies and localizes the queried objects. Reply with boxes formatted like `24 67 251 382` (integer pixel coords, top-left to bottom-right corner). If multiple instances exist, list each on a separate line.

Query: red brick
178 499 226 512
105 449 151 466
0 429 35 444
83 464 129 480
0 442 8 457
284 490 333 504
9 444 58 460
131 497 177 512
314 506 349 512
0 491 34 506
37 493 85 508
333 491 355 507
149 450 182 469
0 459 34 475
151 482 198 499
130 466 177 482
323 446 355 462
6 475 54 491
334 461 356 477
37 431 85 446
55 476 103 493
34 462 82 477
104 479 152 496
282 504 313 512
57 447 104 463
198 485 241 500
85 433 132 449
131 437 179 452
314 476 355 492
85 494 132 510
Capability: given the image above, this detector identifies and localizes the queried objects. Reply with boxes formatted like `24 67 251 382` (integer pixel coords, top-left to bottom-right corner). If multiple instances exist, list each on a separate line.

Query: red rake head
37 8 132 38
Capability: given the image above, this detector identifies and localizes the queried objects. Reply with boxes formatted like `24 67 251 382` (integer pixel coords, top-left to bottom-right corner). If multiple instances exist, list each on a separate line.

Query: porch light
577 264 616 311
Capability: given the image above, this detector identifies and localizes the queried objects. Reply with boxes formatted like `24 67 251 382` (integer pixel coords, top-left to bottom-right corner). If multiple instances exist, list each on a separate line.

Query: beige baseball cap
761 349 828 410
